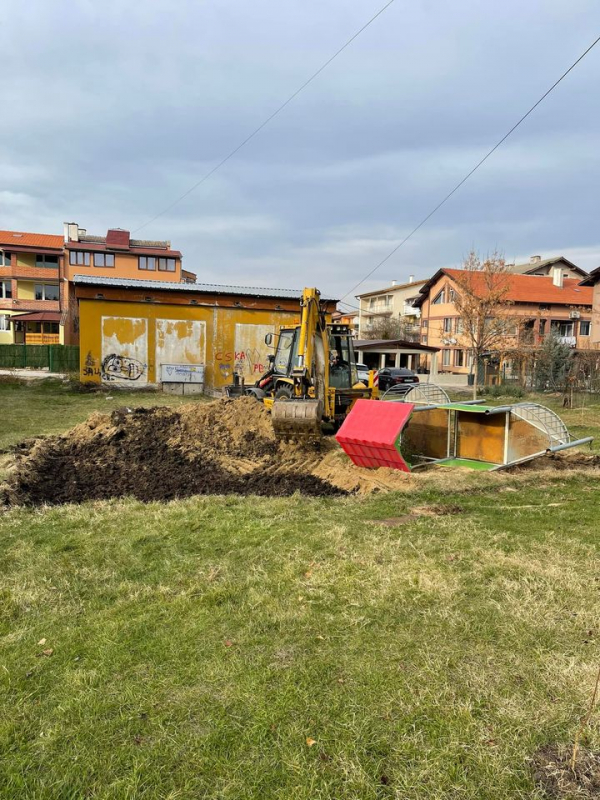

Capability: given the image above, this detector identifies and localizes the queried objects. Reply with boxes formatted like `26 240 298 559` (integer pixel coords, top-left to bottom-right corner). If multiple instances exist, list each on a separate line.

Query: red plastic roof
335 399 414 472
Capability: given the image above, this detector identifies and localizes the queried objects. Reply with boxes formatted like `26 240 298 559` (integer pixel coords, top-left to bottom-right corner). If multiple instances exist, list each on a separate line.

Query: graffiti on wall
101 316 149 386
83 351 101 379
101 354 146 381
213 324 274 382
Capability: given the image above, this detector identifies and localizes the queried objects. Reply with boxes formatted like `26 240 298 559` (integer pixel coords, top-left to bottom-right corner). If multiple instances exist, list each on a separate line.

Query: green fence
0 345 80 373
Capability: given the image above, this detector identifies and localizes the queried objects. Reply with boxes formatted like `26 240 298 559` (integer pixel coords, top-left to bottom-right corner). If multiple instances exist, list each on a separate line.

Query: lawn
1 381 600 799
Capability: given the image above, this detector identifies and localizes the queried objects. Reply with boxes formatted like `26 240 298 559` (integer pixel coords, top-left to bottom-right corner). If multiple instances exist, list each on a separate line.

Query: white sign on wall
160 364 205 384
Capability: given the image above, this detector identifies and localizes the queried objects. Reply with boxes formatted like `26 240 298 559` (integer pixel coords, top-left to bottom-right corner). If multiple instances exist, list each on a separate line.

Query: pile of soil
532 744 600 798
2 398 348 506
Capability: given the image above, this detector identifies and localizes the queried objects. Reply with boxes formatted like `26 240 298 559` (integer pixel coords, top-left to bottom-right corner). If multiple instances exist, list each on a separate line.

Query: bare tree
452 251 517 398
363 316 420 342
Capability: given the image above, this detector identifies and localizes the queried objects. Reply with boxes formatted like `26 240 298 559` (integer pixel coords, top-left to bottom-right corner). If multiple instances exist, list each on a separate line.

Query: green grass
0 378 208 452
1 382 600 798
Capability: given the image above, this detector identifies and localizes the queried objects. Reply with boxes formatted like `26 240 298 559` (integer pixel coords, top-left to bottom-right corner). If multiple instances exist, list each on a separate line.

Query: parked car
356 363 371 384
377 367 420 393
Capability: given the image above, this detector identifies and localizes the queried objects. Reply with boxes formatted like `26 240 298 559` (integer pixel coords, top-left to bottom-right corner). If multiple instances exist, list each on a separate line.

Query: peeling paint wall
101 316 148 385
156 318 205 368
79 299 300 393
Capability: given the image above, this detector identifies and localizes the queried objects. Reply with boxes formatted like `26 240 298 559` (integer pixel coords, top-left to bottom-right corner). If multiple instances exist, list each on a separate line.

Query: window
539 304 550 312
580 320 591 336
0 251 11 266
158 257 176 272
449 288 457 303
93 253 115 268
443 318 452 333
0 280 11 299
454 349 465 367
0 314 10 331
69 251 91 266
432 289 446 305
34 283 59 301
553 321 574 337
539 319 546 335
442 349 451 367
421 319 428 329
35 254 59 268
421 335 428 345
455 318 463 334
139 256 156 271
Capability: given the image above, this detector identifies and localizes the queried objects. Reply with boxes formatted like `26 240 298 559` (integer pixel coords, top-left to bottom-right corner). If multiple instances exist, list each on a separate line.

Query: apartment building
0 230 65 344
415 265 593 375
356 277 426 338
0 223 195 345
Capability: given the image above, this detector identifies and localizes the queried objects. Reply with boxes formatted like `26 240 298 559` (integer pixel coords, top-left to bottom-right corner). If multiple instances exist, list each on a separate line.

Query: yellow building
75 276 336 393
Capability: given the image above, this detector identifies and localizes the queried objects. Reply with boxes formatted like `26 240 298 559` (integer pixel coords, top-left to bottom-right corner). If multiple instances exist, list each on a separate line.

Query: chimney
552 266 564 288
409 274 414 283
530 255 541 264
391 279 397 286
65 222 79 242
106 228 131 249
78 228 86 238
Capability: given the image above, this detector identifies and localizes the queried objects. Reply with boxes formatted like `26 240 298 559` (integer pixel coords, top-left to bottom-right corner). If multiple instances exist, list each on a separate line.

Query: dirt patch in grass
509 453 600 472
533 744 600 798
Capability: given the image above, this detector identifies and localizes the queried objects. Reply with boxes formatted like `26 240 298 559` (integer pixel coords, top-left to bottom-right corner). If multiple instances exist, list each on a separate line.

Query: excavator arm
271 288 331 439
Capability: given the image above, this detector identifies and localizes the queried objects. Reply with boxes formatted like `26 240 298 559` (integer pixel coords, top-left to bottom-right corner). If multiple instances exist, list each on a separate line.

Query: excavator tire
271 399 323 441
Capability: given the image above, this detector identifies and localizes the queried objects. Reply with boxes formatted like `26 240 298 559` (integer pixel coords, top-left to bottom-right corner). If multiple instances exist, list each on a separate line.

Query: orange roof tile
443 269 592 306
0 230 63 249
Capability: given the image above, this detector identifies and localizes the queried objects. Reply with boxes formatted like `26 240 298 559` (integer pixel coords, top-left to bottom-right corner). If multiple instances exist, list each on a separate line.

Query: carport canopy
354 338 439 373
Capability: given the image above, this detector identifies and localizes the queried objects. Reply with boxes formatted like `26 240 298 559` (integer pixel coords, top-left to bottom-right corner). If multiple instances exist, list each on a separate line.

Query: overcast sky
2 0 600 304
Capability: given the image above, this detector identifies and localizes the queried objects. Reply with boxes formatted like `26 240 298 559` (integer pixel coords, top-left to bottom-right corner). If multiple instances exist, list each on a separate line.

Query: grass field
1 380 600 798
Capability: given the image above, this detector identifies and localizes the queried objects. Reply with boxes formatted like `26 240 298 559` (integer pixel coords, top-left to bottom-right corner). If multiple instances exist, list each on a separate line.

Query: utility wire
133 0 397 233
340 33 600 302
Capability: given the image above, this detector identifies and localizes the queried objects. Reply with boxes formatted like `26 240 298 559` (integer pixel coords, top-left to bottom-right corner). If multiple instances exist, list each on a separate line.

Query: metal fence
0 344 80 373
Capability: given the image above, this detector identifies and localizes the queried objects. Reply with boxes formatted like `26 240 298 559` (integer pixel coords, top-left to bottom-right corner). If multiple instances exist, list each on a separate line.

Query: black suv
377 367 420 393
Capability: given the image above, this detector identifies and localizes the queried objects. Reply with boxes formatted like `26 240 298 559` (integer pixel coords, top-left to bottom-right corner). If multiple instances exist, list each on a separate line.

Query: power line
340 33 600 302
133 0 397 233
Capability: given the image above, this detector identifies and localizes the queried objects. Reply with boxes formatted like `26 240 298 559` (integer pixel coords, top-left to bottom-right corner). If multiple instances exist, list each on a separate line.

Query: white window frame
432 289 446 305
34 283 60 301
442 349 451 367
0 314 10 331
0 280 11 299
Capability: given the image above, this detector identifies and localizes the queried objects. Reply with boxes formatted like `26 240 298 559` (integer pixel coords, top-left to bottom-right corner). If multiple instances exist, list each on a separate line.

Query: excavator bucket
271 399 323 440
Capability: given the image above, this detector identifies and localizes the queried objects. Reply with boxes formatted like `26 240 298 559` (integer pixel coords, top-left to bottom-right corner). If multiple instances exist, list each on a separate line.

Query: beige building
506 254 588 279
356 277 426 338
415 266 594 376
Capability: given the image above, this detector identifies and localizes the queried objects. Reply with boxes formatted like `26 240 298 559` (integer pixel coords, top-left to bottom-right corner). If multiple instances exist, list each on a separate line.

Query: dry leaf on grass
37 638 46 646
306 737 317 747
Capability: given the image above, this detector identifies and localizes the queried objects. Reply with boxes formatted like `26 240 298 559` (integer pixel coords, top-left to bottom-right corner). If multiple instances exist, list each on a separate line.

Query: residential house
331 309 359 336
579 267 600 349
63 222 196 345
356 277 426 338
0 230 65 344
415 266 593 376
506 254 588 279
0 223 196 346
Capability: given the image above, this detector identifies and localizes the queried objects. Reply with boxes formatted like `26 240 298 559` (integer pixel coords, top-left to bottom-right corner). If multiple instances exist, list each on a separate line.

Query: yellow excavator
227 288 376 439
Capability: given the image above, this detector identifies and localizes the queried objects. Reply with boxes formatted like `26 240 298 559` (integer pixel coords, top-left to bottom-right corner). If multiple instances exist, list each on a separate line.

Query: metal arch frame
510 402 570 447
381 382 451 406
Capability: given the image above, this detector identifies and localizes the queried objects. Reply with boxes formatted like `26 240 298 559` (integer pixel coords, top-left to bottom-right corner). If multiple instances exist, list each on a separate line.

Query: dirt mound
3 399 345 506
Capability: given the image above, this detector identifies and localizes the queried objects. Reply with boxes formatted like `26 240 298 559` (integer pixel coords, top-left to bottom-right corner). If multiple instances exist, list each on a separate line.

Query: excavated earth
2 396 598 507
0 397 415 506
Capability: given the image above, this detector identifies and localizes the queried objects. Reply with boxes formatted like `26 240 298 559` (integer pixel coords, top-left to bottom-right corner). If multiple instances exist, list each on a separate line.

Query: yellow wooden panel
456 411 505 463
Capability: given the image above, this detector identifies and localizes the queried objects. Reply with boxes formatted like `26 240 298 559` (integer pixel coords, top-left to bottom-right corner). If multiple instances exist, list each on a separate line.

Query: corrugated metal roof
73 274 317 299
